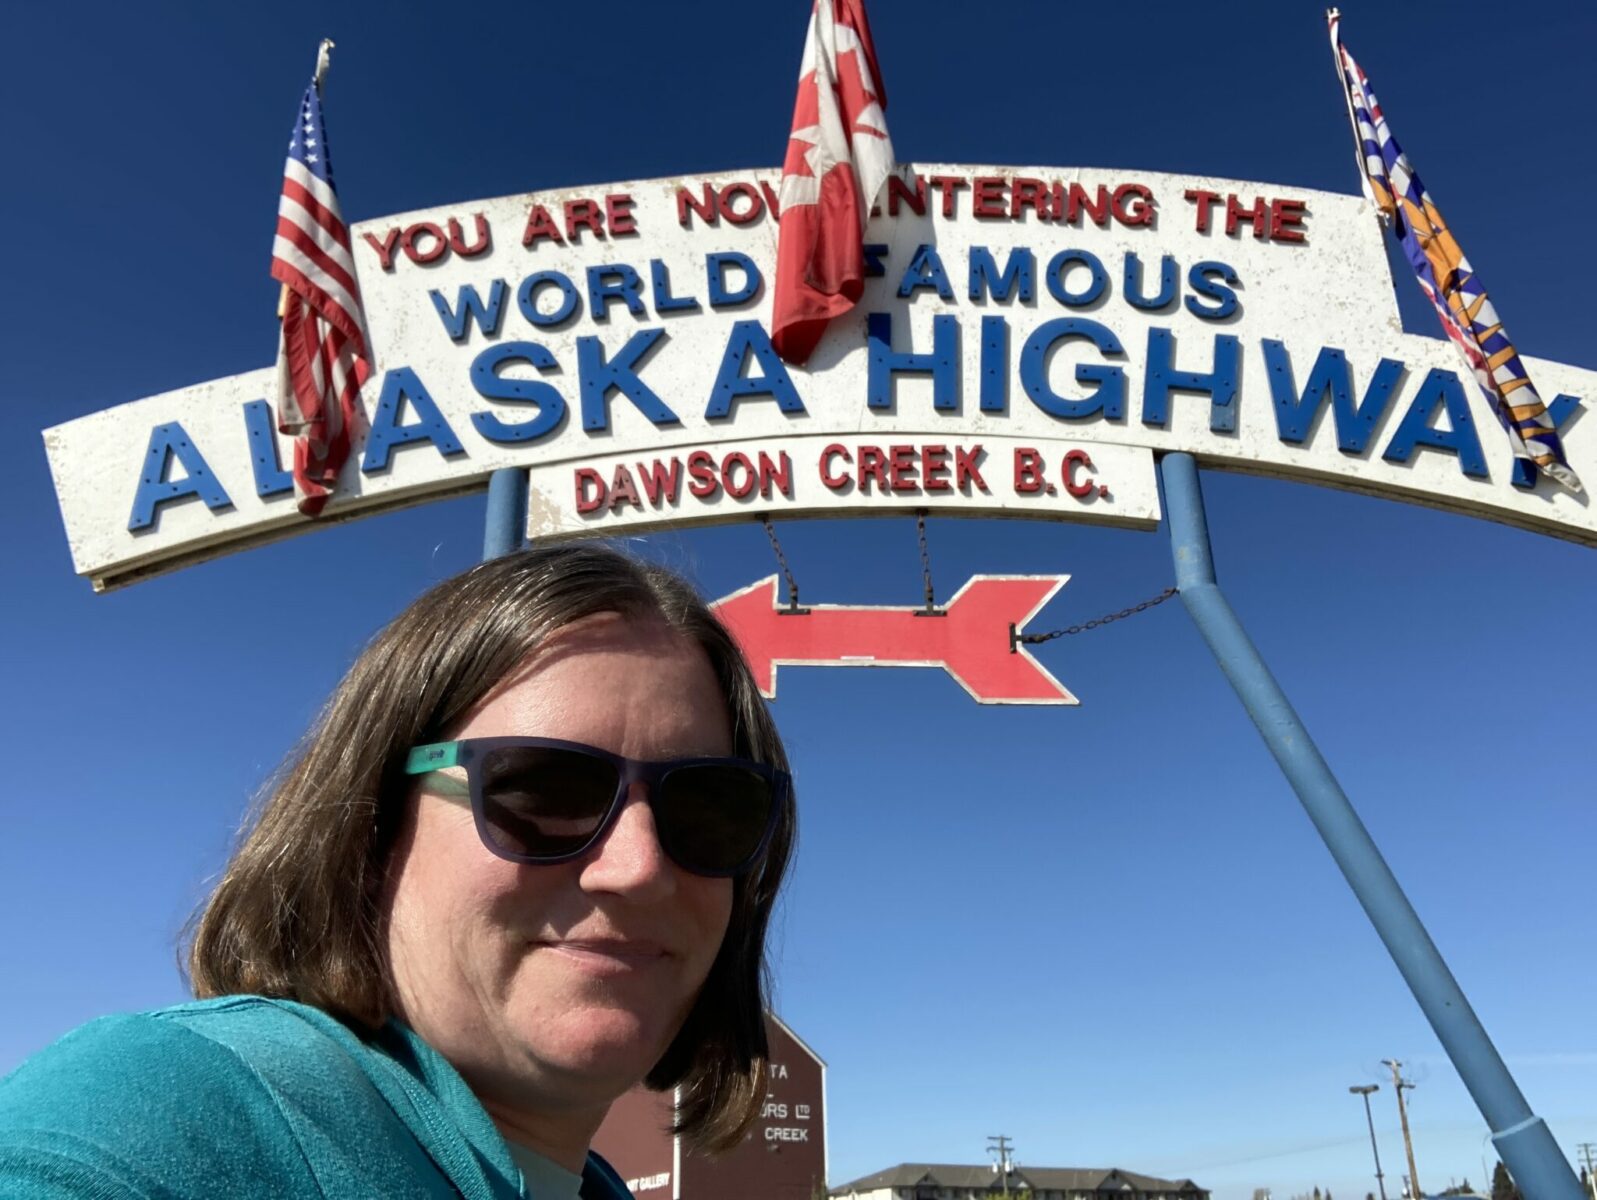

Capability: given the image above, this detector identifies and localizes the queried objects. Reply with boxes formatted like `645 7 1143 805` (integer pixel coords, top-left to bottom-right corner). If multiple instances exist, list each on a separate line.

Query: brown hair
186 543 794 1149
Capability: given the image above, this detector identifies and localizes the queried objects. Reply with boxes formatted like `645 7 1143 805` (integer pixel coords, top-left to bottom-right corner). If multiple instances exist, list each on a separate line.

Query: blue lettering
980 315 1009 413
517 271 580 328
430 280 508 342
1142 328 1240 431
968 246 1035 303
586 264 647 322
649 260 701 314
705 320 806 420
1383 368 1488 478
898 244 954 300
1263 341 1404 452
362 368 466 472
577 329 679 431
128 421 233 531
1123 253 1178 311
470 343 568 444
867 312 960 412
707 252 761 307
1044 250 1108 307
1185 261 1240 320
242 400 293 498
1019 318 1127 421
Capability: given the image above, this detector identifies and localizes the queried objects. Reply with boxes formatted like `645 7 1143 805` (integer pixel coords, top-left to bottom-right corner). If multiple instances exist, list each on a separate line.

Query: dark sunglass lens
478 746 618 859
655 764 774 874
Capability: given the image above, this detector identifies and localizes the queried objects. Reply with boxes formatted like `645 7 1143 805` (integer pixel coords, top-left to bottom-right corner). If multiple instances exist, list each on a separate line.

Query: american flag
271 45 372 517
1327 11 1580 493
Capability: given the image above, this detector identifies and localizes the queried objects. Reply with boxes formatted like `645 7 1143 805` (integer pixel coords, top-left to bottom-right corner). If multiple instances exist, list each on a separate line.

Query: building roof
833 1163 1206 1194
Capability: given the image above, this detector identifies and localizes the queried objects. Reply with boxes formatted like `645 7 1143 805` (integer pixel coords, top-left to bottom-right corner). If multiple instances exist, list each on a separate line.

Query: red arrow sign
710 575 1076 705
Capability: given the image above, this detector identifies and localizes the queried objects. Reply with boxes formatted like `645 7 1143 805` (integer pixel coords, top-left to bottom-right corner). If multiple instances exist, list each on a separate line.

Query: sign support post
1159 451 1580 1200
483 467 528 561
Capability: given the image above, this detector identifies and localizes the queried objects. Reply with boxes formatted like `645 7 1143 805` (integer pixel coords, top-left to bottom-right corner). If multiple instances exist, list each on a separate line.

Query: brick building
831 1163 1210 1200
593 1013 826 1199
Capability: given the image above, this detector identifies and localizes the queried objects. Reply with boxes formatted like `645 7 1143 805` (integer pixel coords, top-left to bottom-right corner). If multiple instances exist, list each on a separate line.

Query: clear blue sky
3 3 1593 1198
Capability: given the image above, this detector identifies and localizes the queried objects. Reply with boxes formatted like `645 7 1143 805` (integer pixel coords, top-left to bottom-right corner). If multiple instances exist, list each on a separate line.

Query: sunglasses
403 737 786 877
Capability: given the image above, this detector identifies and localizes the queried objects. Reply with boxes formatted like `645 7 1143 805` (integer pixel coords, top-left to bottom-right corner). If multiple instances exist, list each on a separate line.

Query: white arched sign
45 163 1594 590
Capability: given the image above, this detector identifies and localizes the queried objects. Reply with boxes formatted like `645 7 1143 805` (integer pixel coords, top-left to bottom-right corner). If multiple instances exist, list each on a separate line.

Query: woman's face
382 612 736 1136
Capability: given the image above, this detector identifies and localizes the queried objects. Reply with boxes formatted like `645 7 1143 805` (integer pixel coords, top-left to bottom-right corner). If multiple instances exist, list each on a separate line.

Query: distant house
831 1163 1210 1200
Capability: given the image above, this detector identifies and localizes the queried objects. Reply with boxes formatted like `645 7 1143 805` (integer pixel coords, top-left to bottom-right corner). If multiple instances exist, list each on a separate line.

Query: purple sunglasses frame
403 736 787 877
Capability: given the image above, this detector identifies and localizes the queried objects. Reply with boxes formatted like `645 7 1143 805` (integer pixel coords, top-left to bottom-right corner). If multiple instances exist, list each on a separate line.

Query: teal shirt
0 995 630 1199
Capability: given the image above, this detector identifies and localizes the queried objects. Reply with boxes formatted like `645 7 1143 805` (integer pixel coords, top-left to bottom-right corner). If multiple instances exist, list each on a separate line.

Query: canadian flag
771 0 895 365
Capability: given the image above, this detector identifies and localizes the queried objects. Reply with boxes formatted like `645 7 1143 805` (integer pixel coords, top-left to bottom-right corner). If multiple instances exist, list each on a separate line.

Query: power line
988 1135 1016 1199
1382 1060 1421 1200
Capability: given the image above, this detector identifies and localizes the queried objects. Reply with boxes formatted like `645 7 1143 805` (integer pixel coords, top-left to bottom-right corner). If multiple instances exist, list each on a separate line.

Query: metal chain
760 515 804 612
1013 586 1180 645
915 511 938 613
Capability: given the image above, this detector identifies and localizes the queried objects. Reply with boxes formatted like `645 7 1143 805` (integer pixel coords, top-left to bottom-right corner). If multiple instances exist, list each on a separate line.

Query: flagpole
277 41 335 323
1325 10 1382 218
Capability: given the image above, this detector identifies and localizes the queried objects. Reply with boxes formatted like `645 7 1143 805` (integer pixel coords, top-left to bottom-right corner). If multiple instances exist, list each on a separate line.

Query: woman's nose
579 786 676 899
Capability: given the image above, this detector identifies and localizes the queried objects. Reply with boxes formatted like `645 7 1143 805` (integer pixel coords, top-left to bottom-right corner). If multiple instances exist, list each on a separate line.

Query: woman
0 544 796 1198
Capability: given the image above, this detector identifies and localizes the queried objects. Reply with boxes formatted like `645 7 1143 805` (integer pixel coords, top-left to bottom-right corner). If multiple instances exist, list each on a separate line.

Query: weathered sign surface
44 164 1596 589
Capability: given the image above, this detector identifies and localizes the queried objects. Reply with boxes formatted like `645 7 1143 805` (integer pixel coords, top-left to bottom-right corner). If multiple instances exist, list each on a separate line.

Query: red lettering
638 458 681 506
1011 177 1049 220
676 184 718 227
757 451 793 498
1224 193 1269 239
888 444 919 493
1063 449 1096 498
858 445 888 493
718 182 764 225
607 464 642 511
888 173 927 216
575 467 606 514
1064 183 1110 228
1270 198 1307 243
759 180 782 220
722 452 756 499
922 444 951 492
955 444 989 492
927 175 967 218
687 449 719 498
401 222 448 265
447 214 491 258
1185 188 1221 233
1112 183 1155 227
1014 447 1046 494
522 204 564 247
363 228 402 271
564 198 604 242
605 193 637 237
972 176 1006 218
820 444 852 490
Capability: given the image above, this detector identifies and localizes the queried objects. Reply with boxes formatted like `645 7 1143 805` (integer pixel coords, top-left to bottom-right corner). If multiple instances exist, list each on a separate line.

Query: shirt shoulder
0 999 329 1197
0 996 460 1199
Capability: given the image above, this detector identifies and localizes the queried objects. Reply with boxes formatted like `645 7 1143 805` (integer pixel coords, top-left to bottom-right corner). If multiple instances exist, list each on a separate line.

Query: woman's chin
517 1005 668 1082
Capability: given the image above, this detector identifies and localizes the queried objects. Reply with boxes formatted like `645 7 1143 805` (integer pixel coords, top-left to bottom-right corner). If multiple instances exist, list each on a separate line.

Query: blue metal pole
1159 453 1579 1200
482 467 528 561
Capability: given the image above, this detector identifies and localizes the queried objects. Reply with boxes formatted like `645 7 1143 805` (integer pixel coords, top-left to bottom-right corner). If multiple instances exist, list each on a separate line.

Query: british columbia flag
1328 10 1579 493
271 44 373 517
771 0 896 365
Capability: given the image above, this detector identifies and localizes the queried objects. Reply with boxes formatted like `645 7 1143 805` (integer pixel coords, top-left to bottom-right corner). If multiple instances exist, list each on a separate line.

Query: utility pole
1576 1143 1596 1200
1383 1060 1421 1200
1350 1084 1388 1200
988 1135 1016 1198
